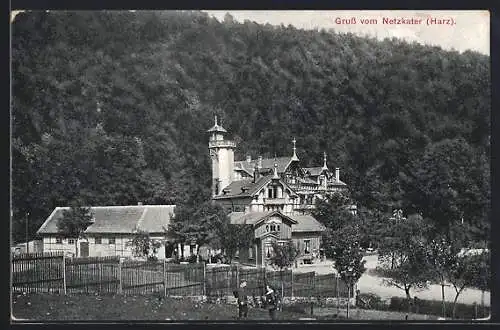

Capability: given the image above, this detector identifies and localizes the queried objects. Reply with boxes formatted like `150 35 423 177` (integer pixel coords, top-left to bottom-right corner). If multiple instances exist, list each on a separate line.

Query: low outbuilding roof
36 205 176 235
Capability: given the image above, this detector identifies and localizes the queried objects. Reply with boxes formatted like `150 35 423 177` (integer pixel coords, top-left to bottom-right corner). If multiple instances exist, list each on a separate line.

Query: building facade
207 117 350 266
36 205 176 259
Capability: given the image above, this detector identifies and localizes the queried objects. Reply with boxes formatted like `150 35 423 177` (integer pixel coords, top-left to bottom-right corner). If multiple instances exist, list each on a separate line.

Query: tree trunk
405 286 412 316
441 283 446 318
481 290 485 318
452 291 461 319
75 240 78 257
280 270 284 301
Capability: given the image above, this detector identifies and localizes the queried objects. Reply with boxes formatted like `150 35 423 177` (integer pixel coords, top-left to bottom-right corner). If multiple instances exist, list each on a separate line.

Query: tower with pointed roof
208 116 235 197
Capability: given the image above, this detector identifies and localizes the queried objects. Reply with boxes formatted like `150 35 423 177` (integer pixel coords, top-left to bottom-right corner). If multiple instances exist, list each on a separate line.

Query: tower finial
291 137 299 161
323 151 328 170
214 115 218 126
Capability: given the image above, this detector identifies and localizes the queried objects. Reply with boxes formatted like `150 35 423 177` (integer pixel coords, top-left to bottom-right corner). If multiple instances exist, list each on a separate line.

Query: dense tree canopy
11 11 490 244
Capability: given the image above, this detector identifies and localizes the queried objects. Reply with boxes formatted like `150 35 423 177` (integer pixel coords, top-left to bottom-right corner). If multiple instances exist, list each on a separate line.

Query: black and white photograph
10 10 491 322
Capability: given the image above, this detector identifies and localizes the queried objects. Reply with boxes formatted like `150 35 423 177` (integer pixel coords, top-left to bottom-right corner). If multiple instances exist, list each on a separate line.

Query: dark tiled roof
214 175 273 199
290 214 326 232
304 167 326 177
235 156 293 175
37 205 176 235
229 211 323 233
229 211 272 225
229 211 298 226
329 180 348 187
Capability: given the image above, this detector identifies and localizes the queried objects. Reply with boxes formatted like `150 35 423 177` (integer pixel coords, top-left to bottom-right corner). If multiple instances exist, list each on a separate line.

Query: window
248 246 254 259
56 237 62 244
108 238 116 245
265 244 274 258
304 240 311 254
277 225 280 231
95 237 102 244
266 225 269 232
68 239 75 244
267 187 278 199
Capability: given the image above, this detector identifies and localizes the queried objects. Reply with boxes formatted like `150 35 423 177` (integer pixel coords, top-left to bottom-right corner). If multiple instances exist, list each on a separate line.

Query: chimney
258 156 263 169
335 168 340 182
137 202 143 206
253 163 260 183
246 155 252 163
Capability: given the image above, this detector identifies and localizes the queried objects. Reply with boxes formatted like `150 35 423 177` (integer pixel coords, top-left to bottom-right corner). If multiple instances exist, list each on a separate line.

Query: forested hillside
11 10 490 243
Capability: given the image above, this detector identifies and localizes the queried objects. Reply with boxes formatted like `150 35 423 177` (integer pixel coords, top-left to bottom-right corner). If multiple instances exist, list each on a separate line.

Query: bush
186 254 198 264
212 253 228 264
356 292 387 310
389 296 490 319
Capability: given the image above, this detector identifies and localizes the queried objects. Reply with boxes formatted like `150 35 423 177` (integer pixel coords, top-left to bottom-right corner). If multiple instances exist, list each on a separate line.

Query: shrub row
389 296 489 319
357 292 489 319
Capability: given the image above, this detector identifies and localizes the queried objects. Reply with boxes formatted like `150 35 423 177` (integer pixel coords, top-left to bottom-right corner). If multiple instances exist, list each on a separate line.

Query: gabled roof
214 175 298 200
228 211 298 227
329 180 348 187
229 211 325 233
304 167 327 177
214 175 272 199
36 205 176 235
234 166 253 176
235 156 294 176
289 214 326 232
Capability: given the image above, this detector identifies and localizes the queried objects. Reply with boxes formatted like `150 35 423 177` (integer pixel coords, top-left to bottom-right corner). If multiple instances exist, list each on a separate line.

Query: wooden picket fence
11 253 351 299
11 252 65 293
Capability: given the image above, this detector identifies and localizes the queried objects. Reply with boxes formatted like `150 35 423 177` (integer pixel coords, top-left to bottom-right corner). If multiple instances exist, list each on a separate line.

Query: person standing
234 281 249 319
265 285 278 320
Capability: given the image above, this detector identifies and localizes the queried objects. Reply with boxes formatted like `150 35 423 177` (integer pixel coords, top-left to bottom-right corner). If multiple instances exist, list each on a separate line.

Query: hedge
357 292 489 319
389 296 489 319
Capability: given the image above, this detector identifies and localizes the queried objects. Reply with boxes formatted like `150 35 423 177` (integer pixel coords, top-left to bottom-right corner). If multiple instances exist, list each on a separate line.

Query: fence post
312 271 316 297
291 270 294 298
203 262 206 297
227 266 231 297
99 261 103 293
62 253 67 295
163 258 167 297
336 274 340 314
236 263 240 287
118 258 123 294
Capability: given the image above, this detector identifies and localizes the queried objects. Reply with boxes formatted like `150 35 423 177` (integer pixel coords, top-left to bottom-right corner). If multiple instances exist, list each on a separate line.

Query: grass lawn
11 293 329 321
11 293 446 321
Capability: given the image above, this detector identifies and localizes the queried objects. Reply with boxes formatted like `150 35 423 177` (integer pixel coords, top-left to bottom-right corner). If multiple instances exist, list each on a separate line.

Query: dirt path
293 255 490 307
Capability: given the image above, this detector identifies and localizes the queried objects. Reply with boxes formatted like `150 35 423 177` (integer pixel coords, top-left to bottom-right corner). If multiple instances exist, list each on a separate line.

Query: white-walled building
36 205 176 259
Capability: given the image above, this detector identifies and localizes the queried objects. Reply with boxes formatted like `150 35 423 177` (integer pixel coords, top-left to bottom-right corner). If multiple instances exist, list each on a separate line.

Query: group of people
233 281 280 320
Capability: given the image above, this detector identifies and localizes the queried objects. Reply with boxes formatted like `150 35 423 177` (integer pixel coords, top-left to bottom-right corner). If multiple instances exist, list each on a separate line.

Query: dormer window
267 186 278 199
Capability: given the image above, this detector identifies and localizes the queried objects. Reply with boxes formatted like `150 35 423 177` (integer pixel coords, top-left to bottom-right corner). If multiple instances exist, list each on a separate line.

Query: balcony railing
263 198 286 205
294 204 316 210
208 140 236 148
